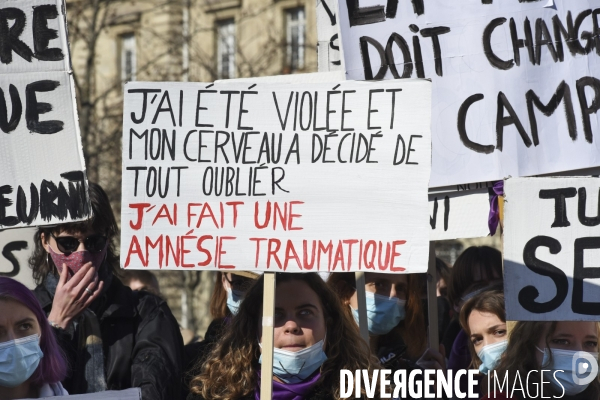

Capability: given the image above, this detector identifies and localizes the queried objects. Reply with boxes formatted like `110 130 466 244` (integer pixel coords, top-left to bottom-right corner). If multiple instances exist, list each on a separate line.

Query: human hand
47 263 104 329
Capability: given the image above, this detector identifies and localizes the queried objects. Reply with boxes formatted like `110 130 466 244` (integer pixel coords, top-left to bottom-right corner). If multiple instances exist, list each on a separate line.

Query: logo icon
572 351 599 386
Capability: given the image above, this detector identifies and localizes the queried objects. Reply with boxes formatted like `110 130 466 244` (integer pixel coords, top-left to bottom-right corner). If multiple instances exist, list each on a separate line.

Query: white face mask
259 338 328 384
538 347 599 396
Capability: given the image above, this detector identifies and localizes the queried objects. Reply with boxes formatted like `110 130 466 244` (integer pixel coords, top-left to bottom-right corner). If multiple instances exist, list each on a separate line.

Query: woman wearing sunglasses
30 183 184 400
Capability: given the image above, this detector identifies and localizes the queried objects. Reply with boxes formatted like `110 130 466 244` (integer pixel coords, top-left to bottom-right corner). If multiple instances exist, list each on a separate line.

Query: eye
494 329 507 337
585 341 598 349
552 339 569 345
472 337 482 346
19 323 32 331
299 309 314 317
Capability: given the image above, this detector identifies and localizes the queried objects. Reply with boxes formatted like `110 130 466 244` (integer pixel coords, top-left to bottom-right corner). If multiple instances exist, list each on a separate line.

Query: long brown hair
209 272 230 319
189 273 380 399
29 182 120 284
327 272 426 361
459 289 505 369
447 246 502 308
494 321 600 397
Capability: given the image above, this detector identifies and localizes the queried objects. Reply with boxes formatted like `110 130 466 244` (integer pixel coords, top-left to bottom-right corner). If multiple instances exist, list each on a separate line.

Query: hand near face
47 263 104 329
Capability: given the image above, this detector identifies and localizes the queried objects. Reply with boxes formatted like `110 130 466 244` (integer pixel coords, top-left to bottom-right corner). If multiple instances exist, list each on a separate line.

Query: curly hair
458 289 505 369
189 273 381 399
494 321 600 397
327 272 426 361
28 182 120 284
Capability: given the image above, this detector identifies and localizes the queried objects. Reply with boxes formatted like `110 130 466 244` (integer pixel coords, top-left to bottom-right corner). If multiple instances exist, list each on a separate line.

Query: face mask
48 244 107 278
539 347 599 396
225 287 244 315
0 334 43 388
350 291 406 336
259 339 328 384
477 340 507 375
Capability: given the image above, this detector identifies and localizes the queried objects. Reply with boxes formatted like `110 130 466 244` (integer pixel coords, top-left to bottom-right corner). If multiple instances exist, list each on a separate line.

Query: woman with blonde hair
187 272 380 399
484 321 600 400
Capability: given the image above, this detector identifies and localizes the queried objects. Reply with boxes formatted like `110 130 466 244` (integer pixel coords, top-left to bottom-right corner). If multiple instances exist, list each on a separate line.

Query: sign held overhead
337 0 600 187
0 0 89 228
505 177 600 321
121 79 432 273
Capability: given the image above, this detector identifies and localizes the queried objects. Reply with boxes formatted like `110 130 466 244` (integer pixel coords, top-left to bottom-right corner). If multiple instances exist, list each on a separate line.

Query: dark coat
34 277 184 400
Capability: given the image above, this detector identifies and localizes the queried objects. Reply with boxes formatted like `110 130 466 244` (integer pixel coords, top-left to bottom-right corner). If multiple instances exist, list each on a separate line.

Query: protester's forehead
468 310 504 333
275 280 322 310
0 298 37 326
553 321 599 339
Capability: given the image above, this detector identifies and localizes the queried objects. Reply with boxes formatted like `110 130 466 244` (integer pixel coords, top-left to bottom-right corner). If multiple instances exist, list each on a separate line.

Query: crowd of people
0 183 598 400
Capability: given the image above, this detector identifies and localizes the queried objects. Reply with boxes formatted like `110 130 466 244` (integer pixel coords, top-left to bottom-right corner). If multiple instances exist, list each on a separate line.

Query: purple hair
0 277 67 386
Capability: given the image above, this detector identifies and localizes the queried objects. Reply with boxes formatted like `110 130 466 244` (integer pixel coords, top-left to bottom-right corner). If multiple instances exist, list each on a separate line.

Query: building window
217 19 235 79
286 7 305 72
121 34 136 82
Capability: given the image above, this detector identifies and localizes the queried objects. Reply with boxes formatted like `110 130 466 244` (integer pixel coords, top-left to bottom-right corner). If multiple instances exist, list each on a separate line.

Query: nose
389 285 397 298
77 241 87 252
282 318 301 334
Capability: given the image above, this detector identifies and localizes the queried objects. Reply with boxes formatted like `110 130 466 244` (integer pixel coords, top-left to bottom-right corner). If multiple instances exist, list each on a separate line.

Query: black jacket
34 277 184 400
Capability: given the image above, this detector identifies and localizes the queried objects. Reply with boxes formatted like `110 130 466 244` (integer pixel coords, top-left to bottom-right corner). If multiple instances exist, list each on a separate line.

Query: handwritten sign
0 0 89 229
429 182 492 241
505 177 600 321
0 228 36 288
337 0 600 187
121 80 432 273
317 0 345 72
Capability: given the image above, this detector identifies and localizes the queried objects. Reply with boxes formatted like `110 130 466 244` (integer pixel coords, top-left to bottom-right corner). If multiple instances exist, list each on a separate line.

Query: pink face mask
48 244 107 278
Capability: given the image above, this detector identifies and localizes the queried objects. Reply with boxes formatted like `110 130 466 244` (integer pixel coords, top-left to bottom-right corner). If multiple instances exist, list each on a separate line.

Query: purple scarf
255 371 321 400
488 180 504 236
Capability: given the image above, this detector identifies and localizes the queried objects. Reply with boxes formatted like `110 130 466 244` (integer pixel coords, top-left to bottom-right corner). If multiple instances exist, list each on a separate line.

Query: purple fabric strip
488 181 504 236
255 371 320 400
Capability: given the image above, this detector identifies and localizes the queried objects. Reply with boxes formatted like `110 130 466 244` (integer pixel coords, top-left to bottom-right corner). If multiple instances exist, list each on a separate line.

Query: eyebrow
14 317 35 326
487 324 506 332
295 303 318 310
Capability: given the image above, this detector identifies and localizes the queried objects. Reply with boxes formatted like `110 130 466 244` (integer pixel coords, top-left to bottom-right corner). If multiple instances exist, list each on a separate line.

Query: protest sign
24 388 141 400
505 177 600 321
0 228 36 288
429 182 492 240
0 0 89 229
121 79 432 273
337 0 600 187
317 0 345 72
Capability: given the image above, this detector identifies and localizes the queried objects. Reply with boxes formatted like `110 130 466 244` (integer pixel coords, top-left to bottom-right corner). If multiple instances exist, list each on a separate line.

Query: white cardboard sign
0 228 36 289
0 0 89 229
429 182 492 241
317 0 345 72
337 0 600 187
121 80 432 273
505 177 600 321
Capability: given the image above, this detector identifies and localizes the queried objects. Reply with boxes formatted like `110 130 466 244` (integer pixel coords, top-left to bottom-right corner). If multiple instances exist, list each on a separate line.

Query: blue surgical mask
226 287 244 315
0 334 43 388
259 339 328 384
539 347 599 396
477 340 507 375
350 291 406 336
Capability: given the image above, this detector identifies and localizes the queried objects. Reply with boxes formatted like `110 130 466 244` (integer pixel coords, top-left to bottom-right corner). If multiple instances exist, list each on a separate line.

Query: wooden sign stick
427 243 439 351
260 272 276 400
355 271 370 346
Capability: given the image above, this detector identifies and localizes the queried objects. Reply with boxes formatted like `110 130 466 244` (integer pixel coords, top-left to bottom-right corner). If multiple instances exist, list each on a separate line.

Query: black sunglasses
223 274 254 292
51 233 108 254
